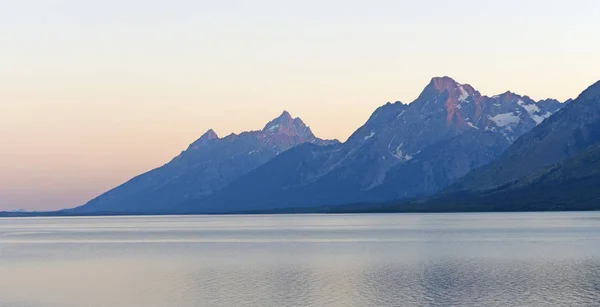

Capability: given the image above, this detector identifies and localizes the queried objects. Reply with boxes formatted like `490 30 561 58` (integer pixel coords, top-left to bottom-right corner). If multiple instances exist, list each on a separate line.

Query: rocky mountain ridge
73 111 338 213
176 77 565 213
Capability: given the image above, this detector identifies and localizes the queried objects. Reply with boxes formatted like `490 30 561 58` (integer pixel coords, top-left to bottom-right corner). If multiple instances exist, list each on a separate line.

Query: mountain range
450 80 600 192
73 111 338 213
423 79 600 211
69 76 582 215
321 79 600 213
175 77 565 213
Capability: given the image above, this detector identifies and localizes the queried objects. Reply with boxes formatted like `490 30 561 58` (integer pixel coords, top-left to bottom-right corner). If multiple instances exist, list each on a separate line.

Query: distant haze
1 0 599 211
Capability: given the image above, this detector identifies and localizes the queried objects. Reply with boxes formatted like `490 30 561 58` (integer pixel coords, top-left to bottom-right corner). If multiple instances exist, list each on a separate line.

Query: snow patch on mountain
266 124 280 132
364 131 375 141
458 85 470 102
530 112 553 125
391 145 404 160
489 112 520 127
517 99 552 124
467 121 478 129
518 100 541 113
390 143 413 161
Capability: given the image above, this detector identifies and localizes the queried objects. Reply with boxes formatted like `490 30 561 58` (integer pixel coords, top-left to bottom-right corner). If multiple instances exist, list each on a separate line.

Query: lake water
0 213 599 307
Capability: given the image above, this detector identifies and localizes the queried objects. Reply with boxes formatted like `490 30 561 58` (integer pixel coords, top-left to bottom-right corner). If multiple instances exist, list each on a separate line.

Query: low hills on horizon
15 76 598 216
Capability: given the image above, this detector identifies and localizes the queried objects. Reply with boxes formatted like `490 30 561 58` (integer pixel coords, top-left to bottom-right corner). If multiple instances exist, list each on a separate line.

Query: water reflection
169 256 600 306
0 213 599 306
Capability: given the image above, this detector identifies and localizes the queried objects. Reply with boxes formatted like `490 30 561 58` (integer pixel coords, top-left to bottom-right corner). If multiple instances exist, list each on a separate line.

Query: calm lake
0 213 599 306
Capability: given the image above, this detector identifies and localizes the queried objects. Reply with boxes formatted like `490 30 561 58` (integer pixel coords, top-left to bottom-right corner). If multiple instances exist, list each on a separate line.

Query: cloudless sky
1 0 599 210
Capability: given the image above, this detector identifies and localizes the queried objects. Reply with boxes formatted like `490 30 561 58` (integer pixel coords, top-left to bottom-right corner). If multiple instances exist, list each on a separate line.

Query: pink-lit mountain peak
429 76 479 98
262 111 313 138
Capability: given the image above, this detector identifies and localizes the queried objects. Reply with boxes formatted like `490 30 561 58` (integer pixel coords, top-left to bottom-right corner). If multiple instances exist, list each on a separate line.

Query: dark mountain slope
369 130 511 201
381 145 600 213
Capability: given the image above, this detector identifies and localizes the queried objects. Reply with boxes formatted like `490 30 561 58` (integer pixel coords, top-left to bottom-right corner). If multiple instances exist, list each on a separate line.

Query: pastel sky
1 0 599 211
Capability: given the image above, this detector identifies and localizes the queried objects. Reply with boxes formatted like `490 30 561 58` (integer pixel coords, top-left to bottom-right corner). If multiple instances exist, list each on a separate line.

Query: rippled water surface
1 212 599 306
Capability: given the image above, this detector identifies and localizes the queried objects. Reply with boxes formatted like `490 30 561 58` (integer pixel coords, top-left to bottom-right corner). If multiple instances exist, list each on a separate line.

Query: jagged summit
416 77 480 109
430 76 461 90
263 110 296 130
425 77 567 107
279 110 292 119
189 129 220 149
262 111 314 138
497 90 514 96
200 129 219 140
409 77 565 136
187 111 335 152
427 76 477 94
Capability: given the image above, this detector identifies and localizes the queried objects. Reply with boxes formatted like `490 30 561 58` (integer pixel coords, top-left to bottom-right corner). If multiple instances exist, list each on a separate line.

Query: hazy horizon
1 0 600 211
